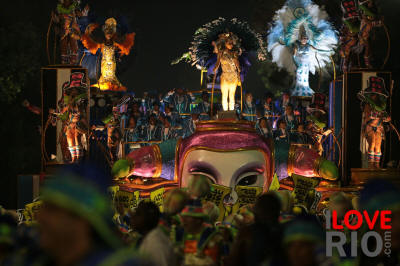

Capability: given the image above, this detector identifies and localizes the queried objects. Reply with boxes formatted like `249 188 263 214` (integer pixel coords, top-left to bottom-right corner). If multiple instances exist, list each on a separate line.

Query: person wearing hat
283 216 334 266
305 93 332 155
37 164 145 266
51 71 88 163
173 200 225 266
358 76 391 167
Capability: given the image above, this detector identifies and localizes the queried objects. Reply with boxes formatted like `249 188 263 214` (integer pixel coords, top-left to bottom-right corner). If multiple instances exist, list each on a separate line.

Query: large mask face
181 149 268 205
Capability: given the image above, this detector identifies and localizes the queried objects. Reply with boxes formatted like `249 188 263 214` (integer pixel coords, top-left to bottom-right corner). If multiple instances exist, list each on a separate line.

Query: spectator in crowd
225 193 283 266
37 164 146 265
131 201 177 266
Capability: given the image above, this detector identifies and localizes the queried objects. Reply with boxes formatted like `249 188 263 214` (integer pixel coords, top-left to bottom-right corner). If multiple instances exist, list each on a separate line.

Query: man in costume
239 92 257 122
52 0 87 64
357 0 383 68
81 18 135 91
195 91 211 121
305 93 332 155
339 0 361 72
173 200 225 266
358 76 390 167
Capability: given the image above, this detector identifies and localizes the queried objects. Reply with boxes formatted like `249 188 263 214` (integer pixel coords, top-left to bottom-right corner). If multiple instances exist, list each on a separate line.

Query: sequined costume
268 0 338 97
81 18 135 91
292 42 314 96
53 0 82 64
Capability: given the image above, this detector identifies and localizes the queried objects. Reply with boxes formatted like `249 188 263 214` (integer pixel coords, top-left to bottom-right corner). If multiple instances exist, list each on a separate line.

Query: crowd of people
98 88 330 160
1 165 400 266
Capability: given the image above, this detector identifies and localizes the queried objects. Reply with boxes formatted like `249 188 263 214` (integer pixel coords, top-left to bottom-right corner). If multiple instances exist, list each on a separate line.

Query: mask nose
223 189 238 206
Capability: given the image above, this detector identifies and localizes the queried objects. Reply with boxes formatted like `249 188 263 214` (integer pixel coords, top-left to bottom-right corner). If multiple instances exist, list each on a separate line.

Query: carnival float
17 0 399 226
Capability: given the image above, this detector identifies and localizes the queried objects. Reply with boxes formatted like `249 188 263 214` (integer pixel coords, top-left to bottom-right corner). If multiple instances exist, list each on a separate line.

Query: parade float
17 0 400 225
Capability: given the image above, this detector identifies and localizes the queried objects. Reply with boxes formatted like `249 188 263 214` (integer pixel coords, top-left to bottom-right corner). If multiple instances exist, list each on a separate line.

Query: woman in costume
212 32 242 111
81 18 135 91
52 72 88 163
267 0 338 97
358 76 390 167
173 17 266 112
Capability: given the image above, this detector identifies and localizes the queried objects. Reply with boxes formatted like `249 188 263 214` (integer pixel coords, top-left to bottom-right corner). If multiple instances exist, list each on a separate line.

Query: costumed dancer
81 18 135 91
52 0 88 64
268 0 338 97
51 72 88 163
103 106 122 163
305 93 332 155
358 76 390 168
173 18 266 112
357 0 383 68
339 0 361 72
212 32 242 111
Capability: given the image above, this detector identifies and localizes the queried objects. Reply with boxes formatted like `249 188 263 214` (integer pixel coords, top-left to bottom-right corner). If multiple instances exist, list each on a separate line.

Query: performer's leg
367 130 376 167
69 38 79 65
75 145 82 161
220 81 228 111
60 37 69 64
374 132 383 166
228 83 236 111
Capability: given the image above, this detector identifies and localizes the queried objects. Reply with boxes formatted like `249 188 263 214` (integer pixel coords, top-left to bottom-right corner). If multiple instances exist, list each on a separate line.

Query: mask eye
237 173 259 186
189 170 216 184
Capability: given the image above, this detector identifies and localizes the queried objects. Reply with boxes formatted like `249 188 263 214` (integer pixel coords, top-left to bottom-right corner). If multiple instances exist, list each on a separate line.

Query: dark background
1 0 399 208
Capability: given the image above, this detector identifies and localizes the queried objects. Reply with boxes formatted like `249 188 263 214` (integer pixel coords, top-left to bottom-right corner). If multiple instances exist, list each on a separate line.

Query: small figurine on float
358 76 390 168
173 17 267 112
81 18 135 91
51 0 88 64
305 93 332 155
339 0 361 72
51 72 88 163
268 0 338 97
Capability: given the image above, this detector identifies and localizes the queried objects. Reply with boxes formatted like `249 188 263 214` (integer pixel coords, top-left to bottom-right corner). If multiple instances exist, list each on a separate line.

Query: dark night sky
3 0 265 96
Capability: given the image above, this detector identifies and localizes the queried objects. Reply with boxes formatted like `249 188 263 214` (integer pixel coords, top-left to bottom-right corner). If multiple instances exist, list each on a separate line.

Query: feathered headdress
267 0 338 75
173 18 267 81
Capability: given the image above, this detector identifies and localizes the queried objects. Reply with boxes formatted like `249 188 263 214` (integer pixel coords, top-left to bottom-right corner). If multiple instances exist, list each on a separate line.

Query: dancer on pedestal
358 76 390 168
173 17 266 112
268 0 338 97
